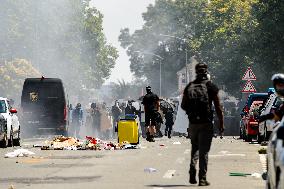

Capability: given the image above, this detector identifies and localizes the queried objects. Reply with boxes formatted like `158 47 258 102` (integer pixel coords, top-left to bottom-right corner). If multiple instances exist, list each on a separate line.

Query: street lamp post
134 51 163 97
159 34 191 84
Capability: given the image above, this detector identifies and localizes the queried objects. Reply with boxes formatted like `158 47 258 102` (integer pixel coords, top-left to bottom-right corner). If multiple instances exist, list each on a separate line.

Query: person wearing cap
258 73 284 122
142 86 160 142
181 62 224 186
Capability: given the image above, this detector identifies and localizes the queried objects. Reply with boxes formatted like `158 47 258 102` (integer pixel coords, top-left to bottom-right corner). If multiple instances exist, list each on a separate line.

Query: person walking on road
72 103 83 138
111 100 122 135
181 63 224 186
165 107 174 138
142 86 160 142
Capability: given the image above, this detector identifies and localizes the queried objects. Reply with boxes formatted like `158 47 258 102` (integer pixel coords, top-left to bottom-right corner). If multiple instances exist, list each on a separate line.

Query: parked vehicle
258 93 283 143
0 97 20 147
21 77 68 136
243 100 263 142
0 114 8 148
266 116 284 189
240 93 268 140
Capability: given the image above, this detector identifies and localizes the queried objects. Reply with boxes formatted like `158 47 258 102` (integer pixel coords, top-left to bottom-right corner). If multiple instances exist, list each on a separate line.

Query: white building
176 56 198 94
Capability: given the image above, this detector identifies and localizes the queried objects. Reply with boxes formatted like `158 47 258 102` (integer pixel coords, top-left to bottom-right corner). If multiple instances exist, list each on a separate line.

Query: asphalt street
0 136 265 189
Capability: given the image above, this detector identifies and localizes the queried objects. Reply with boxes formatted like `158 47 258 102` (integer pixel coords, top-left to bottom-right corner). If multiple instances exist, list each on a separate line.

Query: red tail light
64 104 67 121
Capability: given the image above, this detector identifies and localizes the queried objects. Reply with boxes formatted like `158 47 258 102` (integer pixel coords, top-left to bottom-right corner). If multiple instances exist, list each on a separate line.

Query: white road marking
163 170 176 179
175 157 185 164
209 154 246 157
259 154 267 172
219 151 230 154
184 149 191 154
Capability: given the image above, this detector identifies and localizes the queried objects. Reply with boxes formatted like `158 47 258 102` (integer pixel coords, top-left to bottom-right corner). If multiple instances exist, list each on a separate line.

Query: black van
21 77 68 136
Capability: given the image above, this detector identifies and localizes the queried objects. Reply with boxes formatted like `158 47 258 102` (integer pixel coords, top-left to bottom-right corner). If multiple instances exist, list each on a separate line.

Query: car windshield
0 100 7 113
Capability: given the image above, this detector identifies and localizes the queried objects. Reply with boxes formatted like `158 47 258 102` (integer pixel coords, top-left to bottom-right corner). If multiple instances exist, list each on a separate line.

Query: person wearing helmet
142 86 160 142
258 73 284 122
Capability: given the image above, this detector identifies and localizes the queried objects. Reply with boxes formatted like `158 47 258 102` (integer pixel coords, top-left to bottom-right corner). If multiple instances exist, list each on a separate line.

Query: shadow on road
146 184 195 188
0 176 102 184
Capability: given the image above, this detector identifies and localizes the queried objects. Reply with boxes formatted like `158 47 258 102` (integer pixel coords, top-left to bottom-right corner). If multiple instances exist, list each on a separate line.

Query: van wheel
13 127 21 146
0 133 8 148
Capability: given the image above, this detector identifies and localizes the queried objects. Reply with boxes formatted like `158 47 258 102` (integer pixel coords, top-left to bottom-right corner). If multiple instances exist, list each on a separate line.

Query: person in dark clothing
165 107 174 138
258 73 284 122
111 100 122 134
72 103 83 138
125 100 138 115
142 86 160 142
181 63 224 186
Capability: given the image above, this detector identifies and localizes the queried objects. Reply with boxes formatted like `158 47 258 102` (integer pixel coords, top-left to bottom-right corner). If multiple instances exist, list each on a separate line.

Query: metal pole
185 49 188 84
159 60 162 97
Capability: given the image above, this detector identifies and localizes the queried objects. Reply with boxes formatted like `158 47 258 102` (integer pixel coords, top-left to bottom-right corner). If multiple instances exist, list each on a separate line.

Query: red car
243 101 263 142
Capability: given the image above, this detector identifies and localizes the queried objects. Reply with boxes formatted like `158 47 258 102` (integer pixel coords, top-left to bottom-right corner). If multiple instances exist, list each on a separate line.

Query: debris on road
258 148 267 154
36 136 138 151
173 141 181 145
144 167 157 173
229 172 262 179
5 149 35 158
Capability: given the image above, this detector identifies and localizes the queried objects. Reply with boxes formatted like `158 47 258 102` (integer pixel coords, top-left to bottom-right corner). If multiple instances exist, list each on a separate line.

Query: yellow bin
117 119 139 144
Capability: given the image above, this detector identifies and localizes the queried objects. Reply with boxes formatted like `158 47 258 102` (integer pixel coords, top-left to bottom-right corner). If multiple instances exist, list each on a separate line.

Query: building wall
177 56 198 94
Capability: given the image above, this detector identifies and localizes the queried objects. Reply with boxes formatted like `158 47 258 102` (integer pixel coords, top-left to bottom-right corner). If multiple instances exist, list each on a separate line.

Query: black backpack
186 81 212 123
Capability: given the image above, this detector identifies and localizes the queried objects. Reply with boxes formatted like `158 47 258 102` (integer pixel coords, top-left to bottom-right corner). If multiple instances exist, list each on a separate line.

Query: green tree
248 0 284 89
0 59 41 99
0 0 118 98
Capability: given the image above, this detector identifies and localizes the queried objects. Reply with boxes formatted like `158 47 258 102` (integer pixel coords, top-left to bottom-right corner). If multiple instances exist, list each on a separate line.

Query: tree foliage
0 0 118 99
0 59 41 99
119 0 283 97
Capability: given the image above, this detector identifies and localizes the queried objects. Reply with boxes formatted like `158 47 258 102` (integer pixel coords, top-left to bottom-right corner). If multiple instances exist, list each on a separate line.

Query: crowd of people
67 93 177 140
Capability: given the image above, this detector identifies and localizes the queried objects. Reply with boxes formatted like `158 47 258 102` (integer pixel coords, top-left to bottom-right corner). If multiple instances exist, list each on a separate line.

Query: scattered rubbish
8 185 15 189
35 135 137 151
229 172 262 179
124 144 138 149
258 148 267 154
144 168 157 173
160 144 165 147
251 173 262 179
5 149 35 158
229 172 251 177
173 141 181 145
261 141 268 146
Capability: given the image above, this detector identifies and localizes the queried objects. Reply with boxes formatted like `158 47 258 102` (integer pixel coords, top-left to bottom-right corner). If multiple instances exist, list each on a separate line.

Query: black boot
189 169 197 184
168 130 171 139
148 135 155 142
165 129 168 137
146 132 151 142
199 179 210 186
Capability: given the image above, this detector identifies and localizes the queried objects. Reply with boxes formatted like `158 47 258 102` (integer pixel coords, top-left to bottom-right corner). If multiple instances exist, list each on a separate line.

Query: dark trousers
189 123 213 181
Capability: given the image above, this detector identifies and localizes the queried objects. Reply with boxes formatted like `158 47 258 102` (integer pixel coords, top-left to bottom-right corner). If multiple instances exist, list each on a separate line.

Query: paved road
0 136 265 189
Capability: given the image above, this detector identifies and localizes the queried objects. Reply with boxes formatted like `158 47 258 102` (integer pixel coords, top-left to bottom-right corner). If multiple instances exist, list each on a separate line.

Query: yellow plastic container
117 119 139 144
